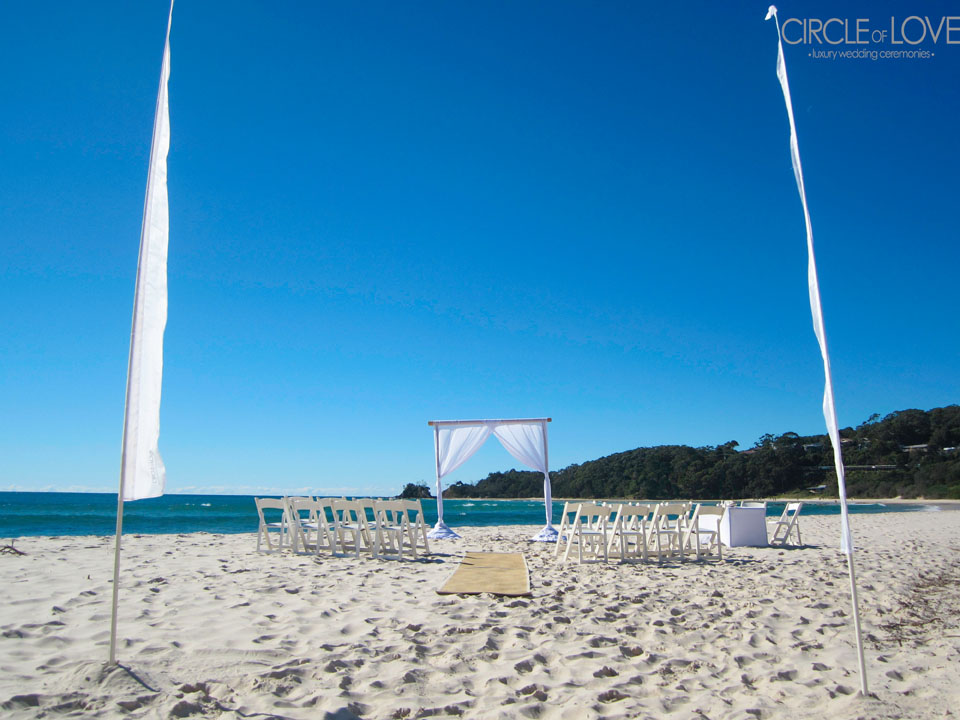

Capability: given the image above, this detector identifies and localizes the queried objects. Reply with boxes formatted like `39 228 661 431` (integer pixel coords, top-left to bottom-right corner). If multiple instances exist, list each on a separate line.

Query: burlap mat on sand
437 552 531 597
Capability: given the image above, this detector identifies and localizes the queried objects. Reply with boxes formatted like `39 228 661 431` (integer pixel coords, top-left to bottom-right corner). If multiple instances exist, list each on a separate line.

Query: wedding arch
426 418 557 542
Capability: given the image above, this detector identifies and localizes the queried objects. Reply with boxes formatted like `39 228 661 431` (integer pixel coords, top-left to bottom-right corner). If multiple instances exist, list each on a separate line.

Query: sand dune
2 511 959 719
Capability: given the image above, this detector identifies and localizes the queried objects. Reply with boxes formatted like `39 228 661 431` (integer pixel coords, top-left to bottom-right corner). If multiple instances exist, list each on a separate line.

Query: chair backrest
559 501 579 525
654 503 689 527
351 498 376 523
374 499 408 527
286 496 317 523
687 503 722 531
255 497 286 523
403 498 424 523
573 502 608 531
400 498 426 521
631 503 656 522
776 501 803 526
330 499 360 523
740 501 767 508
313 497 334 523
612 503 648 531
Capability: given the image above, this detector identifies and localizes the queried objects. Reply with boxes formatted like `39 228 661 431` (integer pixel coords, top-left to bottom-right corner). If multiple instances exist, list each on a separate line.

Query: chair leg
406 525 418 560
563 522 576 563
555 518 568 558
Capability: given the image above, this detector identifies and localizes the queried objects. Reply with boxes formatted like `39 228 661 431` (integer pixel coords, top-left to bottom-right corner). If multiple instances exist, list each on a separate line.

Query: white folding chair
373 500 414 560
331 499 373 557
646 503 690 562
286 497 336 555
769 502 803 546
255 497 289 553
312 498 337 555
285 496 316 554
401 499 431 557
553 501 581 558
607 503 652 563
562 503 609 564
356 498 379 525
682 504 723 561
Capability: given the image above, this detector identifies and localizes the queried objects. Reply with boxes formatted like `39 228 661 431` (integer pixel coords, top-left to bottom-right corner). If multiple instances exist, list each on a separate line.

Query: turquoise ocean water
0 492 938 539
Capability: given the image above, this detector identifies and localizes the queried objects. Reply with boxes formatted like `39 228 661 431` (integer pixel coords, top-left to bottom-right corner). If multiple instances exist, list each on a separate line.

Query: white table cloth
699 507 768 547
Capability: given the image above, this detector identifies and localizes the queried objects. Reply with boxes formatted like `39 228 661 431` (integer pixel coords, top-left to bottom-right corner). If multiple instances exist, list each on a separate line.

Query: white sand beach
2 510 959 719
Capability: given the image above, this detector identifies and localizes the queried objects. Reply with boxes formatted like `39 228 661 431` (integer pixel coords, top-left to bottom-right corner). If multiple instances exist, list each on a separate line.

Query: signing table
699 506 768 547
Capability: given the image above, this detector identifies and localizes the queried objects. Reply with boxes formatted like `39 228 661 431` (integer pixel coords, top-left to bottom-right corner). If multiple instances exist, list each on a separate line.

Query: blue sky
2 1 958 496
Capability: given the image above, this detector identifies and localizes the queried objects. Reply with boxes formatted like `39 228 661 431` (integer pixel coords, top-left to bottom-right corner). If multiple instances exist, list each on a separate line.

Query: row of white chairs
255 497 431 561
556 500 804 564
555 501 724 564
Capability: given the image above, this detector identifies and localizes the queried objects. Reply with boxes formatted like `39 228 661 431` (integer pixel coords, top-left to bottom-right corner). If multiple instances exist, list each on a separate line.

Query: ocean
0 492 938 539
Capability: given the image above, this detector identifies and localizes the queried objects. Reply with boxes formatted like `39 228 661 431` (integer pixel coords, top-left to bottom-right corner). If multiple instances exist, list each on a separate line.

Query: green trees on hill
398 482 433 499
419 406 960 500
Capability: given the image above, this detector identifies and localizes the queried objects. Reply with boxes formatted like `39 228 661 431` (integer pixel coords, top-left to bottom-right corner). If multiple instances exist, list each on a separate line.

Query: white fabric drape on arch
432 424 493 538
428 419 557 541
491 422 555 541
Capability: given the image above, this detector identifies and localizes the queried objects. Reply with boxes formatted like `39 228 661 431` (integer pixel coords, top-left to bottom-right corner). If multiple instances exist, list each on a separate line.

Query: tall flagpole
765 5 868 696
109 0 175 666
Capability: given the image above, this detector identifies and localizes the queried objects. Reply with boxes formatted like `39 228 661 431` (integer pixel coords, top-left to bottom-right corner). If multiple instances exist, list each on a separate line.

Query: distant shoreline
520 496 960 505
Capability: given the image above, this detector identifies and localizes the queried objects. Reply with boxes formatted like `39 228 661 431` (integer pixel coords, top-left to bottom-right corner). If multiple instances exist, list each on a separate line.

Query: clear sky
2 1 958 496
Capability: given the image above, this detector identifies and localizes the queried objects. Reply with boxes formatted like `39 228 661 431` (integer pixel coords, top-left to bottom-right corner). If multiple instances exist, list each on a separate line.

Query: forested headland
398 406 960 501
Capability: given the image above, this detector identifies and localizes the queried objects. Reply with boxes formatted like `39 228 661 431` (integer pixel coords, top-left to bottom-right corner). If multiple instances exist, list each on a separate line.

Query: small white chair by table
769 502 803 546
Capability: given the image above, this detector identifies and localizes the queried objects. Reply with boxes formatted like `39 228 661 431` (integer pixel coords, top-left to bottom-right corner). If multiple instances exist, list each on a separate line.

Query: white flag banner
121 11 172 501
766 5 868 696
766 5 852 554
